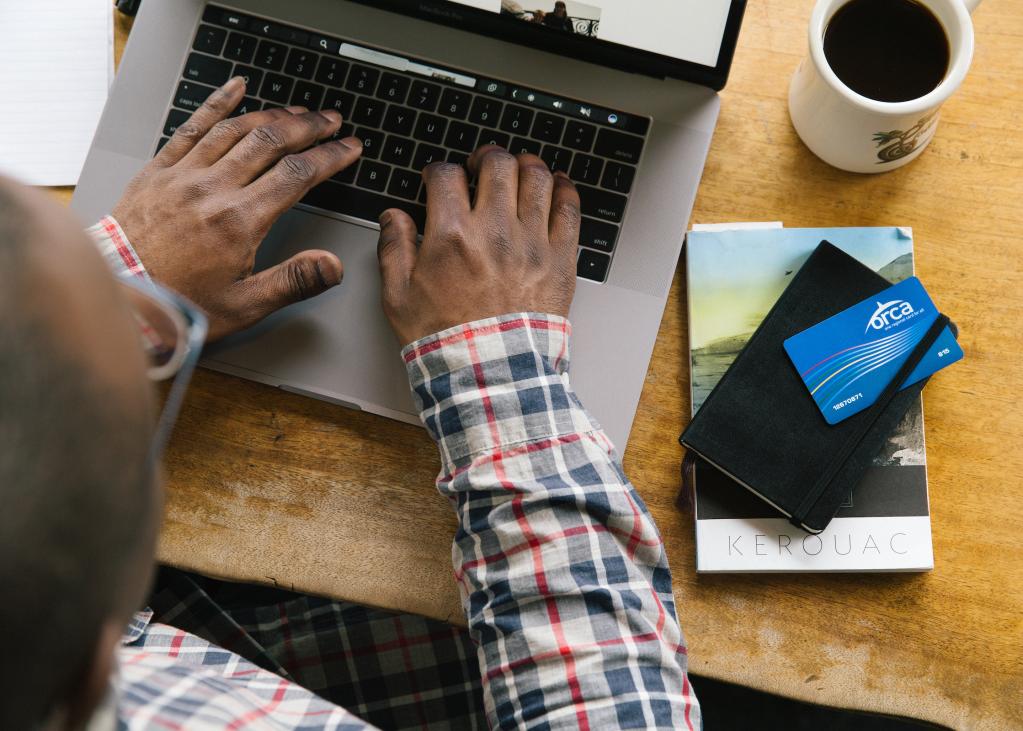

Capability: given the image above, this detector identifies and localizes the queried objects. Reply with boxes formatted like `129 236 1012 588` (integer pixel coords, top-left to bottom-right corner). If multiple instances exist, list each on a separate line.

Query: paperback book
686 225 934 572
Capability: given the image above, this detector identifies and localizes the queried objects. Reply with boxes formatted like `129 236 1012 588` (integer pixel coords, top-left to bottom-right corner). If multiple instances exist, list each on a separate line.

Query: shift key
579 216 619 252
577 185 626 223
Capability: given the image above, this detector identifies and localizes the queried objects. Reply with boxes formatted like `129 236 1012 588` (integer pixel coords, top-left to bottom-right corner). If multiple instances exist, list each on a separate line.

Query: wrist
403 313 596 465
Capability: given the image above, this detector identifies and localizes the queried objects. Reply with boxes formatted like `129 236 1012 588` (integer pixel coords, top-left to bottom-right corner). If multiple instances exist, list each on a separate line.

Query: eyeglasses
116 276 208 464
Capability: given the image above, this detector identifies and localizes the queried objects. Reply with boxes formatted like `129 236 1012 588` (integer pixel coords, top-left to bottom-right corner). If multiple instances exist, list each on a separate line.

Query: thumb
376 208 418 305
236 249 343 325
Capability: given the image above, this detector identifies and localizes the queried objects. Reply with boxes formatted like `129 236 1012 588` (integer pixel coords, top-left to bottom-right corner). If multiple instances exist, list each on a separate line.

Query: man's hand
376 146 580 346
112 76 362 340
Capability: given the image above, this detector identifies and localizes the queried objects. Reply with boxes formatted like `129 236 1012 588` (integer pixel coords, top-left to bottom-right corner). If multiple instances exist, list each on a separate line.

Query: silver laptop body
72 0 743 449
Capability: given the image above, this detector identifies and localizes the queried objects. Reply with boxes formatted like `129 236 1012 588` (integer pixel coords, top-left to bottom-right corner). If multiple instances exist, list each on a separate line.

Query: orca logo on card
866 299 918 333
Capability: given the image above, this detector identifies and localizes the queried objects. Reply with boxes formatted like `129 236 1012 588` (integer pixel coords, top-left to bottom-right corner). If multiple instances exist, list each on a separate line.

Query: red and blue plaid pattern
404 314 700 730
89 220 700 729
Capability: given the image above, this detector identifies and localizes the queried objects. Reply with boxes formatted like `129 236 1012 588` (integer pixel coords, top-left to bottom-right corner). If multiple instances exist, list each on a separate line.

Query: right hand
376 146 581 346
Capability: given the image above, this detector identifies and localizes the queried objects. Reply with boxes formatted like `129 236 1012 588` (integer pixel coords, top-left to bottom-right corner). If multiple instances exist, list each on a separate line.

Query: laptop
72 0 746 450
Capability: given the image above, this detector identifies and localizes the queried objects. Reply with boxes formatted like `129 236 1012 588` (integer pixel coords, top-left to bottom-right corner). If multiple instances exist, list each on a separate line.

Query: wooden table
54 2 1022 728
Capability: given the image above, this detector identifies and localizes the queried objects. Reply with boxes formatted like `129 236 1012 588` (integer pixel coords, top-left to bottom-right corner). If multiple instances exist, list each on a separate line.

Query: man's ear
56 620 123 731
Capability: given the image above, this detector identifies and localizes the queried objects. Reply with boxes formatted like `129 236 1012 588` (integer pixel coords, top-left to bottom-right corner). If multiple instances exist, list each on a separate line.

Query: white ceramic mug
789 0 980 173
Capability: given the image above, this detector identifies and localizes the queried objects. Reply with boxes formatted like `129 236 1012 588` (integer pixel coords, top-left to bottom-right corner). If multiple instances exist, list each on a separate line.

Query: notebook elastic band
791 313 951 531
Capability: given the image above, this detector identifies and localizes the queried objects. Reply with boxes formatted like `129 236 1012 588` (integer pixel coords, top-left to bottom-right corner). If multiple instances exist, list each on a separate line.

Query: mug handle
962 0 982 12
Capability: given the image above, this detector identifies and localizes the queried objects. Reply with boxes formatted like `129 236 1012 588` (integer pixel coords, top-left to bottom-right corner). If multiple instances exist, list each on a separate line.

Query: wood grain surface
51 2 1021 728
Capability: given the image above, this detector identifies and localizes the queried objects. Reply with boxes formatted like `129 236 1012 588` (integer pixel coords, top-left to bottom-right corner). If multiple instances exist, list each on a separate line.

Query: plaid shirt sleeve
85 215 150 280
403 313 701 730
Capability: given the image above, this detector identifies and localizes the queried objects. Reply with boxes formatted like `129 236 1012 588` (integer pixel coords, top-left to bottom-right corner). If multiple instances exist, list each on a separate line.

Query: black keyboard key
356 128 384 159
193 25 227 55
302 181 426 230
224 32 257 63
577 184 627 223
259 73 293 105
532 113 565 144
229 96 261 118
445 121 480 153
381 135 415 167
409 81 441 111
174 80 215 111
601 161 636 194
164 109 190 137
564 120 597 152
509 137 541 156
357 160 391 192
232 65 264 93
254 40 286 71
439 88 471 119
336 122 356 140
594 128 644 164
468 97 503 127
184 53 232 86
156 137 170 153
447 150 469 167
315 57 349 88
332 160 359 185
323 89 354 119
500 105 534 135
577 249 611 282
540 145 573 173
352 97 386 127
477 130 510 149
284 48 318 79
569 153 603 185
346 65 379 94
412 144 445 169
204 7 249 31
579 217 619 253
291 81 325 109
413 114 447 145
309 34 341 56
377 73 411 104
388 168 421 200
382 105 417 136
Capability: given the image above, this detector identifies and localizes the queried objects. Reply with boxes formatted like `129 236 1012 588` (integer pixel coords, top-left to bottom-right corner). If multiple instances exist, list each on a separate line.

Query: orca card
784 277 963 425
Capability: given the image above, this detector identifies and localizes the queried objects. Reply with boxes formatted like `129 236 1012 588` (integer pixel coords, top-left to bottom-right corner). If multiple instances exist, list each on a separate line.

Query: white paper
0 0 114 186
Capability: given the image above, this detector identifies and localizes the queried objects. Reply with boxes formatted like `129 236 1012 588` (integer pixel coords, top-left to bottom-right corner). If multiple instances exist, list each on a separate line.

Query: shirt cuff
86 215 150 281
402 313 601 467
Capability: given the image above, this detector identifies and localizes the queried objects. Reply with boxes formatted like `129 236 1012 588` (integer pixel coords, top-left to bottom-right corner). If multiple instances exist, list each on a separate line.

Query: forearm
405 313 700 730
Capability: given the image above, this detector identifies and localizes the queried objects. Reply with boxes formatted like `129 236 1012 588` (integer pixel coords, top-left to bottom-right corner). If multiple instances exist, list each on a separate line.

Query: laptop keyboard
159 5 651 283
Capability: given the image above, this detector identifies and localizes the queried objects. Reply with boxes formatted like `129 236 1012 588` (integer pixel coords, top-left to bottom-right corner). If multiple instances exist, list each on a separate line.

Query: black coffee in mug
824 0 950 103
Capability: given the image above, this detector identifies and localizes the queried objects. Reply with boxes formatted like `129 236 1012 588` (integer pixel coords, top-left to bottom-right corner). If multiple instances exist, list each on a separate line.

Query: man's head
553 1 567 16
0 177 158 729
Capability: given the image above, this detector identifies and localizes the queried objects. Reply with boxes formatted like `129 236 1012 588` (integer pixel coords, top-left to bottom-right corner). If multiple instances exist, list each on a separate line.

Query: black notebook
680 241 947 533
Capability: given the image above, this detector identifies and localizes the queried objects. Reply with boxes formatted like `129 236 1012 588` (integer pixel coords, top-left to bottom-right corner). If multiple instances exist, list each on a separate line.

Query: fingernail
288 105 309 115
338 135 363 150
379 210 393 227
320 109 342 124
224 76 244 93
316 256 343 287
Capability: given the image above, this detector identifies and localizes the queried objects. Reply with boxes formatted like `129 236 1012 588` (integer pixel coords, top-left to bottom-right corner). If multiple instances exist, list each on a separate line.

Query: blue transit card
784 277 963 425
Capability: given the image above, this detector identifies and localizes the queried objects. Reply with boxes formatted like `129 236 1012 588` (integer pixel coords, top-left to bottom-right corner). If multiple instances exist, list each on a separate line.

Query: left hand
112 76 363 341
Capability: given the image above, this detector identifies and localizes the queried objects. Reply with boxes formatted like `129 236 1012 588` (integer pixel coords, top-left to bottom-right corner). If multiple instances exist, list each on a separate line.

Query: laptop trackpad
203 207 419 421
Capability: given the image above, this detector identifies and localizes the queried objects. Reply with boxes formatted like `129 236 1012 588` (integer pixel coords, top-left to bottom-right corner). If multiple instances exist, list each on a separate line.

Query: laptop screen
362 0 746 89
449 0 733 69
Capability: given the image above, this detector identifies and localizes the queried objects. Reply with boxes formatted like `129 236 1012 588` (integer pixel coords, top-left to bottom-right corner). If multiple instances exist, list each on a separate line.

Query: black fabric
680 241 945 533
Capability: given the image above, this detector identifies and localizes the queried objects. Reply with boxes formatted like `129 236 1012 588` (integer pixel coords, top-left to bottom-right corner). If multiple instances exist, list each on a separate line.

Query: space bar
301 181 427 231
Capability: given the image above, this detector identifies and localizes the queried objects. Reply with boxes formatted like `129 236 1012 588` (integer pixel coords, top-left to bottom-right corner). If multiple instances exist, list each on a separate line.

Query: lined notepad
0 0 114 186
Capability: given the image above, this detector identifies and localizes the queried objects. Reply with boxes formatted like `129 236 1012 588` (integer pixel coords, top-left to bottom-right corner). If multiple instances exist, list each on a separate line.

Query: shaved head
0 177 159 729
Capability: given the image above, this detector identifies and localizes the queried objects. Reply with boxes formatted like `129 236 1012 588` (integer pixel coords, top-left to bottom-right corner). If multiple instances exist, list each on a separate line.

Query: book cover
686 226 933 572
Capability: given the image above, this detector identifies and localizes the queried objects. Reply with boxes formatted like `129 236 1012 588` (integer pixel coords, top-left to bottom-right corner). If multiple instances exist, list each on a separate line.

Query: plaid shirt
86 216 700 730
